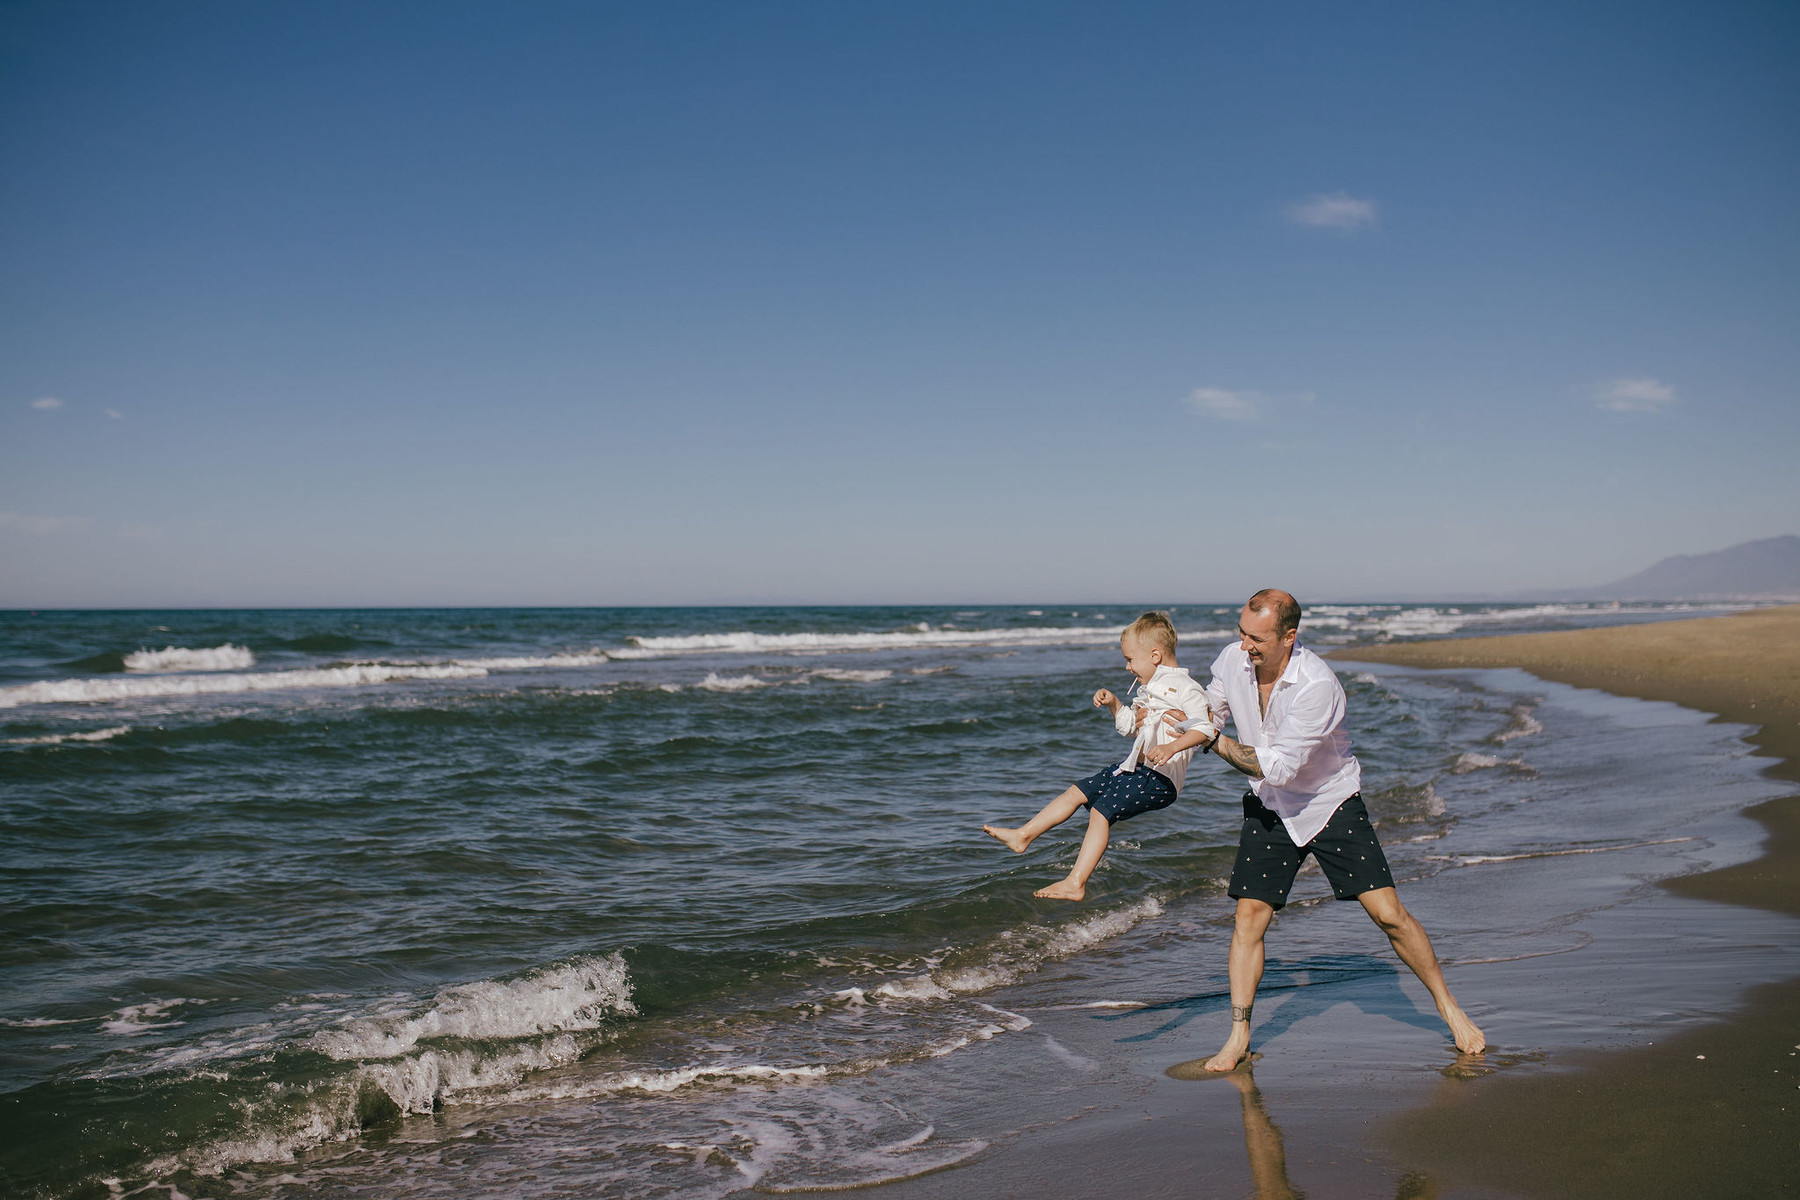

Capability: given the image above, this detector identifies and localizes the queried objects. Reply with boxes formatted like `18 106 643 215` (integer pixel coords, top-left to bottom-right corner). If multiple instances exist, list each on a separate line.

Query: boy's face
1120 634 1162 683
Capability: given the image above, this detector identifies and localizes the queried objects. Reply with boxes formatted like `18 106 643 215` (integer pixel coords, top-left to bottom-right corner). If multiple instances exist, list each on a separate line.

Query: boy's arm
1093 688 1137 737
1144 726 1210 766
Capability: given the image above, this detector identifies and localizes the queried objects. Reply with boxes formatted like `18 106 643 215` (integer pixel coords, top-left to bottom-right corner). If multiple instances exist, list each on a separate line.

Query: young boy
982 612 1216 900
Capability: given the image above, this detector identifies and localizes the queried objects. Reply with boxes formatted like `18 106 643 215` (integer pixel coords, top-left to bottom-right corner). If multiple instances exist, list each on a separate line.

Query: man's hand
1093 687 1121 713
1135 706 1184 731
1160 709 1216 740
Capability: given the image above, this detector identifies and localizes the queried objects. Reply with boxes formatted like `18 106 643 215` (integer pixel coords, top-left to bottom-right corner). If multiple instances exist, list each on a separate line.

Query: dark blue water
0 602 1772 1197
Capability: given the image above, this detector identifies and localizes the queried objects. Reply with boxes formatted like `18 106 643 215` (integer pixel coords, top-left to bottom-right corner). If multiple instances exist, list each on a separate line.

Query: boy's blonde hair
1124 611 1178 657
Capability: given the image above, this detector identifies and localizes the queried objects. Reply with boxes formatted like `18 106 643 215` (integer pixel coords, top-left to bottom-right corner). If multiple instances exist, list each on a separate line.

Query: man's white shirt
1201 641 1361 845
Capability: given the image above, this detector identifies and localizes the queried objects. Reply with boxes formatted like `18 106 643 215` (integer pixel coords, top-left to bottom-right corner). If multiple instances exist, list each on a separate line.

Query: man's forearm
1210 733 1263 779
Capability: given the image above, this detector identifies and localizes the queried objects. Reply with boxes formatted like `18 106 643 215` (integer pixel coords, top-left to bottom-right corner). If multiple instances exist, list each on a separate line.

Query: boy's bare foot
1202 1029 1252 1072
1439 1001 1486 1054
1033 877 1086 900
982 825 1032 853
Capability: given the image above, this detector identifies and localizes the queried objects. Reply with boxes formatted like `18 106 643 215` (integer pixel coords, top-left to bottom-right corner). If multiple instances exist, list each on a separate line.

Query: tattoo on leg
1231 1004 1253 1024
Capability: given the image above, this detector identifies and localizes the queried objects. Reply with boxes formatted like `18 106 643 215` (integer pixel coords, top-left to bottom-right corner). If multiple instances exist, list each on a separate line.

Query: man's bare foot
1439 1002 1486 1054
1202 1031 1252 1072
1166 1052 1260 1080
982 825 1032 853
1034 877 1085 900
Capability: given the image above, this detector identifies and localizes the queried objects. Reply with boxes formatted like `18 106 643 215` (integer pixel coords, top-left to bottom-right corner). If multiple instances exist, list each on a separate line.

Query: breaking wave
3 724 131 745
612 624 1154 658
124 644 256 672
0 664 486 708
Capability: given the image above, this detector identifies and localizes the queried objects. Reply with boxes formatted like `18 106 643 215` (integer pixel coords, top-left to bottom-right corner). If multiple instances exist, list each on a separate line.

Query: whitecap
103 997 207 1036
696 673 771 692
312 953 636 1062
124 644 255 672
4 725 130 746
810 669 893 683
0 664 486 709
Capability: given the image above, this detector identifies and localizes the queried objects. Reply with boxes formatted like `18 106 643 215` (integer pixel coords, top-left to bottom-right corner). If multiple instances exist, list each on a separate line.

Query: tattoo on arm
1213 735 1263 779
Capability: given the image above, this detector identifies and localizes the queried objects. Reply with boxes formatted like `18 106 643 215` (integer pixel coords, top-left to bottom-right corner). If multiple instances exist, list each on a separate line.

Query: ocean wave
612 625 1145 658
103 998 208 1037
313 954 636 1062
124 644 255 672
1451 751 1535 775
3 724 131 746
454 651 615 671
696 673 772 692
809 668 894 683
0 664 487 709
868 898 1166 1000
1308 601 1750 640
1439 837 1693 866
1495 704 1545 743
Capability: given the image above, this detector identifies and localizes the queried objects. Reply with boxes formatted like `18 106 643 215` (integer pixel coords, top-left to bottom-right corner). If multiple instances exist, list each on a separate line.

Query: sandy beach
1345 604 1800 1197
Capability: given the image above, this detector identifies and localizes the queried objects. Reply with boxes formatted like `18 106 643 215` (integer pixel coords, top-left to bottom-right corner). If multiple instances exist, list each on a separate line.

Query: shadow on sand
1093 952 1448 1048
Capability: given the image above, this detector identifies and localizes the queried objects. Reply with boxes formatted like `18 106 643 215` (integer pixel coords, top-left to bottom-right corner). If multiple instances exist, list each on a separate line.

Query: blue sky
3 1 1796 607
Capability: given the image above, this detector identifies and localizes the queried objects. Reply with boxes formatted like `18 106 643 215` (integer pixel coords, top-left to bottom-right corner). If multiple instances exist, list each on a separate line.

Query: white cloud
1594 377 1677 412
1186 387 1263 421
0 511 94 535
30 397 63 411
104 408 123 420
1286 193 1377 230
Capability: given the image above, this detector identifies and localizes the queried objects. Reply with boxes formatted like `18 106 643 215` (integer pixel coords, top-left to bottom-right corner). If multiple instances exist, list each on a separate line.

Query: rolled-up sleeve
1114 705 1137 737
1255 678 1343 788
1204 650 1232 726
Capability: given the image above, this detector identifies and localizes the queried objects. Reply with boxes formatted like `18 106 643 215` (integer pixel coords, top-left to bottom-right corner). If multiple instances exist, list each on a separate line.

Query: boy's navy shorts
1228 792 1394 908
1074 764 1178 825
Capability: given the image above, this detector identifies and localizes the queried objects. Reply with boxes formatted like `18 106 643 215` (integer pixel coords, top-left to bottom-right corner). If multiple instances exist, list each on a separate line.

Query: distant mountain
1575 535 1800 600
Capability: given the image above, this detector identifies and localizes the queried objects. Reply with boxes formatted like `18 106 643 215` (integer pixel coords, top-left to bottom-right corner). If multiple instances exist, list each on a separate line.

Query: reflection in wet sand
1168 1062 1445 1199
1222 1069 1302 1200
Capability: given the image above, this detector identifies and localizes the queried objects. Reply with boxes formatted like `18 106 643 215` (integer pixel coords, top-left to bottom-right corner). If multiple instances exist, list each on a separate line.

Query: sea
0 600 1788 1198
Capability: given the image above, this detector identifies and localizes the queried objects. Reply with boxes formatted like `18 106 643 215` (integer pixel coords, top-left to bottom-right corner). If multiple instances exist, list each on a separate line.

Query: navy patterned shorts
1073 764 1178 825
1228 792 1394 908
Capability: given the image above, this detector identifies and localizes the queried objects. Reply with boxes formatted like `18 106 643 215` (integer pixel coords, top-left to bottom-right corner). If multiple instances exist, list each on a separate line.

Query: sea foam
613 625 1140 658
0 664 486 708
124 644 255 672
312 954 636 1062
3 725 131 746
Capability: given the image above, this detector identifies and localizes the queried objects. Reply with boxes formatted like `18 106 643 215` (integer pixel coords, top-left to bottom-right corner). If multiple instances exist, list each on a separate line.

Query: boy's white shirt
1112 664 1216 793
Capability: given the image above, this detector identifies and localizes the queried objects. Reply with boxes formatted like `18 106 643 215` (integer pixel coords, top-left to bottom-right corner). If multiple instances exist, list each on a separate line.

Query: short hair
1124 611 1178 656
1246 589 1302 637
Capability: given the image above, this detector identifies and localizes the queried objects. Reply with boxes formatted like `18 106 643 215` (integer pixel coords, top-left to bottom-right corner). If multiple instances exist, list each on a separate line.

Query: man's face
1237 605 1295 669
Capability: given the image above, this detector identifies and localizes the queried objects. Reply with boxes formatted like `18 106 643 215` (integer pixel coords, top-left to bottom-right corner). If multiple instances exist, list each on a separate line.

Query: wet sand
1343 604 1800 1197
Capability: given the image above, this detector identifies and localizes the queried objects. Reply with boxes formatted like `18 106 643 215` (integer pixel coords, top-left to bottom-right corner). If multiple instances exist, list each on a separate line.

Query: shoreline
1333 603 1800 1197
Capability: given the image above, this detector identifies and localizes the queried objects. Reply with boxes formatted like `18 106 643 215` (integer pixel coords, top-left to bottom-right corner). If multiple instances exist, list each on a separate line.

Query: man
1145 589 1485 1069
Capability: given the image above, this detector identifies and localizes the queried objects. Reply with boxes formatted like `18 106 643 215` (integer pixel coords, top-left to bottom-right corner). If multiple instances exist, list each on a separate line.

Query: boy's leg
1356 888 1486 1054
1034 807 1111 900
1205 897 1276 1071
982 784 1088 853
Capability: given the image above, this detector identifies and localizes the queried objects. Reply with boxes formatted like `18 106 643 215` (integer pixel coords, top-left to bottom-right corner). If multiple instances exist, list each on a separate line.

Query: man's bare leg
1205 897 1275 1071
1357 887 1486 1054
983 785 1087 853
1034 807 1111 900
